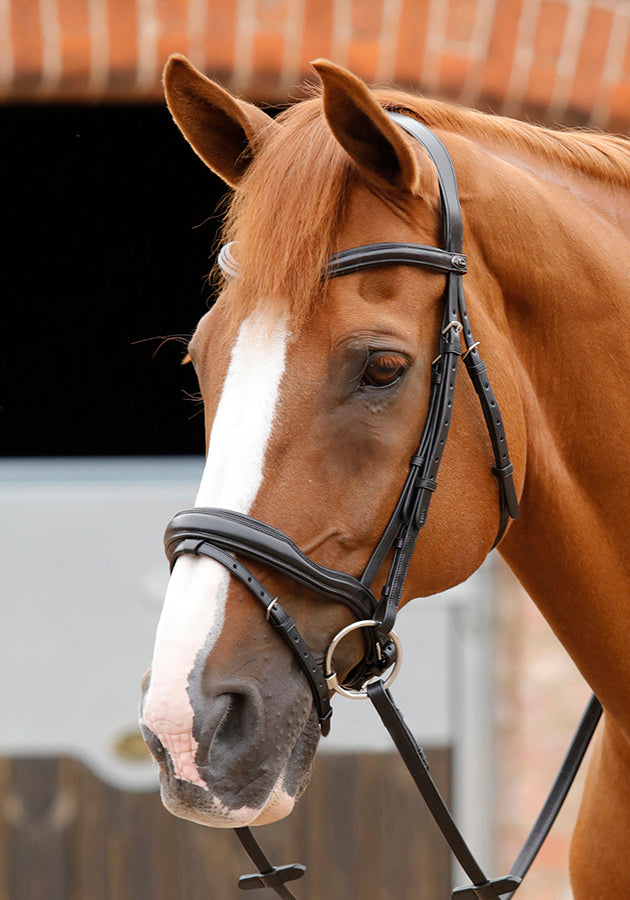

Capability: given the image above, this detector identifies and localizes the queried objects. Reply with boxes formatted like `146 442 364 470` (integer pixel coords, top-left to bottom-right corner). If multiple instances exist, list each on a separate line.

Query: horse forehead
340 180 441 245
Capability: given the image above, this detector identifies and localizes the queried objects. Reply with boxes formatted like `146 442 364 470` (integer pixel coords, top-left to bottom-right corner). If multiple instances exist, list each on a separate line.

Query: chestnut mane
219 87 630 328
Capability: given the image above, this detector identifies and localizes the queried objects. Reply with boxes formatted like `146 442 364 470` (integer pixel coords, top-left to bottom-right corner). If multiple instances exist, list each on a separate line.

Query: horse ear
163 54 279 187
312 59 421 194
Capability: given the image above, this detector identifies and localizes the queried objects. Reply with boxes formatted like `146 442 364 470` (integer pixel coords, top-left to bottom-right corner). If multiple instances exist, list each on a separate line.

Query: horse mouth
141 700 321 828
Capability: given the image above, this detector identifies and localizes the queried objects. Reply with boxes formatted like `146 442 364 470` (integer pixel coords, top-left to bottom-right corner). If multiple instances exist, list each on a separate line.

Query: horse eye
361 353 408 388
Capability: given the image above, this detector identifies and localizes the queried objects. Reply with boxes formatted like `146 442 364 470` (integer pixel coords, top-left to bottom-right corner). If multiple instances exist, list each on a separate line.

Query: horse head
140 56 526 829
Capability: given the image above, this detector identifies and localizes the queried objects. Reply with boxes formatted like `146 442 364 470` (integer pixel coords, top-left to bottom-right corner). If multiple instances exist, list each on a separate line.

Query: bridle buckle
265 597 279 621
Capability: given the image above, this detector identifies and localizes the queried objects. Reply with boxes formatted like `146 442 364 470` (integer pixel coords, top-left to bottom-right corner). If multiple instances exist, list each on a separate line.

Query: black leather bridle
162 113 602 899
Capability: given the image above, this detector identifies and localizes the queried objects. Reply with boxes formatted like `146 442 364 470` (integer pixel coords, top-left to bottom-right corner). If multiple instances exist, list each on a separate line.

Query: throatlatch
164 113 600 900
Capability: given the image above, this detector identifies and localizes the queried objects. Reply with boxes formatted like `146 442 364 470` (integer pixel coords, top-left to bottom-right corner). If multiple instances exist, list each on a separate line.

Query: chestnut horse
141 55 630 898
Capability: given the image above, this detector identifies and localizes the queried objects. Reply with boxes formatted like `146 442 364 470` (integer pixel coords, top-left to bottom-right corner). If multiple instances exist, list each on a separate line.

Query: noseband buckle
324 620 403 699
265 597 279 621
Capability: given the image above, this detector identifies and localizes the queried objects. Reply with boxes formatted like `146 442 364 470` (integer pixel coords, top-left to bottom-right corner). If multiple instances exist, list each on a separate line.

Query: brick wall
3 0 630 131
494 564 594 900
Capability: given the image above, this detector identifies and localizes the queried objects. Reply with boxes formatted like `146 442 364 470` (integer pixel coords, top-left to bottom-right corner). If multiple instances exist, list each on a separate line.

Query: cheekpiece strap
357 112 519 638
359 112 468 641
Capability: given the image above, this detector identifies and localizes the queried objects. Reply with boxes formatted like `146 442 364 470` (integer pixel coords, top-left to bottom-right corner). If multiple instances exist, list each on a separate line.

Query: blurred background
1 0 616 897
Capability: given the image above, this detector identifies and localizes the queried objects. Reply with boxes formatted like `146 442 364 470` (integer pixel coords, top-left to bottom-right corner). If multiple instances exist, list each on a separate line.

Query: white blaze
142 314 289 789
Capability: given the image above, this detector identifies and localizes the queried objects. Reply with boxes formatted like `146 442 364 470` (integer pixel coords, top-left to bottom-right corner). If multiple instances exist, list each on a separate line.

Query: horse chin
159 780 296 829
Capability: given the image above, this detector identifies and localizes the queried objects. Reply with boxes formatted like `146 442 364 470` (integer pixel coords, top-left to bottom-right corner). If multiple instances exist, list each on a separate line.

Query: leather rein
163 113 602 899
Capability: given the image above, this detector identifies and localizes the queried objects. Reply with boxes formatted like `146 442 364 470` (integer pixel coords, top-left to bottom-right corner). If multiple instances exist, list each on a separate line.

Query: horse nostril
200 687 264 771
216 693 252 745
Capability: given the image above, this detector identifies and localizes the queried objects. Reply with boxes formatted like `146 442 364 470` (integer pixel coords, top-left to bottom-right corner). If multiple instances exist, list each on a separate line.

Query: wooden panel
0 751 451 899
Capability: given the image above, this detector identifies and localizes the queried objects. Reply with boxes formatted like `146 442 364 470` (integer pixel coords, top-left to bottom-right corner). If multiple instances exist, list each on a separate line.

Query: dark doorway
2 104 226 456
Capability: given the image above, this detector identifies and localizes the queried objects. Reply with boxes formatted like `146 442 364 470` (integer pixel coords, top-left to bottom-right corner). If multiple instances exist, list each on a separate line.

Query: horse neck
456 135 630 697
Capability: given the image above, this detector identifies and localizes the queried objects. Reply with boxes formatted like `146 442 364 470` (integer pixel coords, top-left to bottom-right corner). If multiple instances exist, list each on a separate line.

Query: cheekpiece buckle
324 620 402 700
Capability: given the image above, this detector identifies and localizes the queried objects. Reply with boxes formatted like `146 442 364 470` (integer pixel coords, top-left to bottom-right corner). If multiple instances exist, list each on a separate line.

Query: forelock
219 98 355 329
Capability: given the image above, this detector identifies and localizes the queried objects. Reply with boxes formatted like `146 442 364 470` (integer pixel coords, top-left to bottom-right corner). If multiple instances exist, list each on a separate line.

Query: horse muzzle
140 663 320 826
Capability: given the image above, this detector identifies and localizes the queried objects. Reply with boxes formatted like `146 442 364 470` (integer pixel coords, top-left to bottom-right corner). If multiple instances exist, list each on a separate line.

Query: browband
327 242 466 277
218 242 466 281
